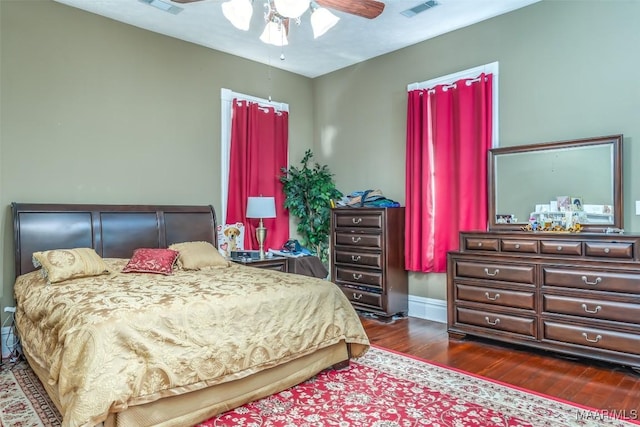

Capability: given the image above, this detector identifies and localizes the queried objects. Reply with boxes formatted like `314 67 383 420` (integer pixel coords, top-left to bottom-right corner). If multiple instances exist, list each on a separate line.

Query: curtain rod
221 88 289 112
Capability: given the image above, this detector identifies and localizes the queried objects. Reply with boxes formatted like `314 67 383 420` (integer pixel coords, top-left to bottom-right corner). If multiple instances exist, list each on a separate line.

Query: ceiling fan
170 0 386 20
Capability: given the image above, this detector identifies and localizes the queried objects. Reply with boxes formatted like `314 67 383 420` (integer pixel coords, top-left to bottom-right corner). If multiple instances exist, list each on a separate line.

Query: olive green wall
312 0 640 300
2 0 640 315
0 0 314 313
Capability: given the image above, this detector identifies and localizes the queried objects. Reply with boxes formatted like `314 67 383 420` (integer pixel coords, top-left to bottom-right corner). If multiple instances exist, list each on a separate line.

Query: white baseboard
407 295 447 323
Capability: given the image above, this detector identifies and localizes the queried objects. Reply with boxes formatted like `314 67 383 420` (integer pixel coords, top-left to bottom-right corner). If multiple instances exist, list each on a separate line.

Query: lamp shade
246 197 276 219
311 7 339 39
273 0 309 19
259 20 289 46
222 0 253 31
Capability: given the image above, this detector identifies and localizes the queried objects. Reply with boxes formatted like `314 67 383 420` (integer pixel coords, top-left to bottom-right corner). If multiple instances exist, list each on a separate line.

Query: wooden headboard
12 203 218 278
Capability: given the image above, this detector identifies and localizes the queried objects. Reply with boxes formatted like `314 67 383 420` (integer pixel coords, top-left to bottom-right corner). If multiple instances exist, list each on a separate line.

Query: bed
11 202 370 427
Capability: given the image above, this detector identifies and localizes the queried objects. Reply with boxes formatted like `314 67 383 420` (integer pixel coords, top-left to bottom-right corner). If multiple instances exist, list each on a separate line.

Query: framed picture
556 196 570 212
496 214 515 224
571 197 583 211
217 222 245 257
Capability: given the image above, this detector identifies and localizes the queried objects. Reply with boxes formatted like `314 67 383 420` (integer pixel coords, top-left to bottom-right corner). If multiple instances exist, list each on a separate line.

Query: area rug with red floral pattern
1 346 638 427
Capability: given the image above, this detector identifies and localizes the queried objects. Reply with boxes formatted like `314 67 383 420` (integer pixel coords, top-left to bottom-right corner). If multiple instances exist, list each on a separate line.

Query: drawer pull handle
604 248 610 254
484 268 500 277
352 273 362 280
581 304 602 314
485 316 500 326
351 255 361 262
582 332 602 343
581 276 602 286
485 292 500 301
352 293 363 300
478 242 483 247
351 236 362 243
514 244 520 249
352 217 362 224
556 246 563 251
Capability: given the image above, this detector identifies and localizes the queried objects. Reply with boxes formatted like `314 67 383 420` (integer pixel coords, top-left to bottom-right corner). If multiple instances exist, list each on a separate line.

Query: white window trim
407 62 499 148
220 88 289 224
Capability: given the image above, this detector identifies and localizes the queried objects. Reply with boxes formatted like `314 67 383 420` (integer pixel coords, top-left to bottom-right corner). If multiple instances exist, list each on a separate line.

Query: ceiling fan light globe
273 0 309 19
260 21 289 46
311 7 339 38
222 0 253 31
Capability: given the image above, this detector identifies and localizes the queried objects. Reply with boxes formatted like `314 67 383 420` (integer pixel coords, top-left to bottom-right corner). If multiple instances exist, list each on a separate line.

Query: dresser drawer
543 321 640 356
584 241 633 259
334 232 381 249
455 261 535 284
543 294 640 324
334 213 382 229
542 267 640 294
339 286 383 309
335 266 382 288
501 239 538 254
456 307 536 338
334 250 382 268
463 237 499 251
456 283 535 310
540 240 582 256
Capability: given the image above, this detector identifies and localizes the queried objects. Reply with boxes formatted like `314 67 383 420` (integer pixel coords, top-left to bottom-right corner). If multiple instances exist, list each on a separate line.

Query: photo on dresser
571 197 583 211
495 214 515 224
556 195 570 211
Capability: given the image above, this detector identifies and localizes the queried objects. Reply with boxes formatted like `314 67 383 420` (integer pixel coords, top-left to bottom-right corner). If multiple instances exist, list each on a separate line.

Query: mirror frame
488 134 623 232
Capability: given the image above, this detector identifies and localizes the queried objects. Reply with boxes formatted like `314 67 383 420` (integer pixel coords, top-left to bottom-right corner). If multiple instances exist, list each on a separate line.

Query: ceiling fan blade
316 0 385 19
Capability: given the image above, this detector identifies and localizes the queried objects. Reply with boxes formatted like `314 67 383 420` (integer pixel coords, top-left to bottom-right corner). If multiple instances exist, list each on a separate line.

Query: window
220 88 290 250
405 62 498 273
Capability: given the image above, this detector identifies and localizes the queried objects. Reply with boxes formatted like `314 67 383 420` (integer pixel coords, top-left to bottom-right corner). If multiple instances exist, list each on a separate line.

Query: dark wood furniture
230 256 329 277
231 256 288 272
447 231 640 371
488 134 623 232
330 207 408 320
12 203 218 276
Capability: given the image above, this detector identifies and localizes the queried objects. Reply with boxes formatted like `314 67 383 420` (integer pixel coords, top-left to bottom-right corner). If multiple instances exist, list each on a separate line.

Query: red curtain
226 99 290 251
405 74 493 273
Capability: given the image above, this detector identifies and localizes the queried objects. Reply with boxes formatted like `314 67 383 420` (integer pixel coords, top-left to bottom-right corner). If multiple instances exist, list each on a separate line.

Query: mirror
488 135 623 232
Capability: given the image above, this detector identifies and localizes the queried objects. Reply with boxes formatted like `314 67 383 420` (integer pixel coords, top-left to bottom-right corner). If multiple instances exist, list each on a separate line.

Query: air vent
139 0 183 15
401 1 439 18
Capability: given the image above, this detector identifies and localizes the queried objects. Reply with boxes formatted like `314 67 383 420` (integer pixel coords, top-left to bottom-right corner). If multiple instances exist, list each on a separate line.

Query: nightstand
231 256 288 272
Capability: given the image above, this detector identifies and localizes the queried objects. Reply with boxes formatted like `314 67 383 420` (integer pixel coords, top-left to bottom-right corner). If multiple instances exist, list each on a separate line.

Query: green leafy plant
280 150 343 264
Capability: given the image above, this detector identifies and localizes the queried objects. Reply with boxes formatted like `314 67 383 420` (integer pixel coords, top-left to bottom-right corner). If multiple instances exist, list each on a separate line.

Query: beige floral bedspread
14 259 370 427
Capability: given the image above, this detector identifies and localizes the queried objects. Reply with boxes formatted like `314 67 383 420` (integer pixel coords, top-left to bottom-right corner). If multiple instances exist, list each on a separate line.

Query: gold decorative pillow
32 248 110 284
169 241 229 270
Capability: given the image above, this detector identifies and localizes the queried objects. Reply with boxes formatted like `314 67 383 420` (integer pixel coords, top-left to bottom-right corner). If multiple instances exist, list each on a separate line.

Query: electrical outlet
636 201 640 215
3 306 16 313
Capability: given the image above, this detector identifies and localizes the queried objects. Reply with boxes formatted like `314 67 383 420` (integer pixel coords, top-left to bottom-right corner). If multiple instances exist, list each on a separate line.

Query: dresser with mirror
447 134 640 371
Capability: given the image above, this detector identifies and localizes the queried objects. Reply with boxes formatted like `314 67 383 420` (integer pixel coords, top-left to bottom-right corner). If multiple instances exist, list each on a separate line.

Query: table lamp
246 196 276 259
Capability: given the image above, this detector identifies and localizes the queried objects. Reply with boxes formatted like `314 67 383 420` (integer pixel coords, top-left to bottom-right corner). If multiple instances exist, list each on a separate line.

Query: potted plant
280 150 342 265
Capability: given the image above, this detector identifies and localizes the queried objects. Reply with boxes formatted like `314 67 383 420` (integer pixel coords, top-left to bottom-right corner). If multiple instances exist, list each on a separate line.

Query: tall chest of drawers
447 231 640 370
331 207 408 320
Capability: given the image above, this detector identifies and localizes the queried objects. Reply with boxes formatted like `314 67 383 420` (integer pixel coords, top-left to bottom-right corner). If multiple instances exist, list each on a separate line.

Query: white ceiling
52 0 540 78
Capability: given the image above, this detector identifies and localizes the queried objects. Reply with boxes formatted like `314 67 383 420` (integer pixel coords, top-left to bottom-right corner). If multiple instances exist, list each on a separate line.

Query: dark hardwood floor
360 315 640 414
